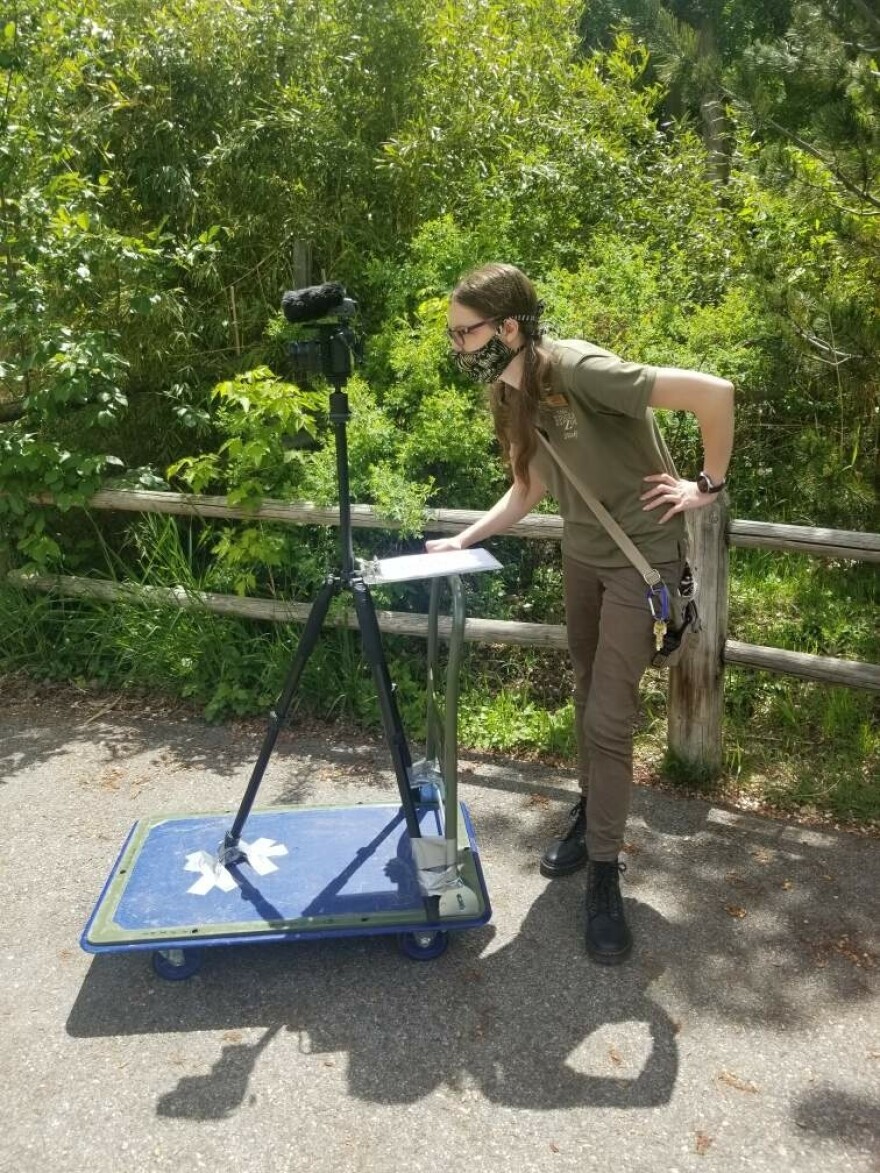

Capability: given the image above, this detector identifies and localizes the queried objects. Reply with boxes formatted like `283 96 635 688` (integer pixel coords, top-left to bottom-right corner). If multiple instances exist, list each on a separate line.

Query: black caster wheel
152 947 202 981
398 930 449 961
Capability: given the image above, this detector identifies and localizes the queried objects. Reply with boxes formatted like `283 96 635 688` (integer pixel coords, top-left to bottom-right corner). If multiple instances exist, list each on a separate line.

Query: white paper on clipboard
359 547 502 585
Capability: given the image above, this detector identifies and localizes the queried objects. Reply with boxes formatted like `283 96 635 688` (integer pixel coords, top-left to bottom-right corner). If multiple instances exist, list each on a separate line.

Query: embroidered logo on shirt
552 408 578 439
541 393 578 440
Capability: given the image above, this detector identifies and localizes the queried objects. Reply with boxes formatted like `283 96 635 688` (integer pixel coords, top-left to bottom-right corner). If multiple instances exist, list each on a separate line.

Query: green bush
1 0 876 823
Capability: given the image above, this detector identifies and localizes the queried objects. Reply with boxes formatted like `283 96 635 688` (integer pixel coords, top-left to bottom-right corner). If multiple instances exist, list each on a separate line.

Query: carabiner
646 582 671 623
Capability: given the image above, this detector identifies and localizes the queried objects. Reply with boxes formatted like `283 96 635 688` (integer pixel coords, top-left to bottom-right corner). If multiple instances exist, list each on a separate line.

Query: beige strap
534 429 661 587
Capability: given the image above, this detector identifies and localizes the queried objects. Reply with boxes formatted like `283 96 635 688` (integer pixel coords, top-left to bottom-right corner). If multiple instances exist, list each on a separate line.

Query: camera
281 282 361 385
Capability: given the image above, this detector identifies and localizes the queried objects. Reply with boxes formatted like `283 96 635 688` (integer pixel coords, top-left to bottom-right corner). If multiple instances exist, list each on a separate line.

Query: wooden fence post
291 240 312 290
667 494 729 777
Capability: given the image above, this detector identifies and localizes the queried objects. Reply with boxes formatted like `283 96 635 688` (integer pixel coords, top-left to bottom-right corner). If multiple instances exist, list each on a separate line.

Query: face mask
452 334 525 384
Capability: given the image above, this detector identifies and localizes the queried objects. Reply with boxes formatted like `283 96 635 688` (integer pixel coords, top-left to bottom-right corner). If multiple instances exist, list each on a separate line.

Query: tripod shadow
157 1023 283 1119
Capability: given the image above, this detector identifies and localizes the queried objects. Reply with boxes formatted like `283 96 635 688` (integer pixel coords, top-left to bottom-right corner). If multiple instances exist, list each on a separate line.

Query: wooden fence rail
11 488 880 775
31 489 880 561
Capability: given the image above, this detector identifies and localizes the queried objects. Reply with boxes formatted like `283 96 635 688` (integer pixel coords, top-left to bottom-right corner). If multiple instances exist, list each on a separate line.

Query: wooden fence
10 487 880 775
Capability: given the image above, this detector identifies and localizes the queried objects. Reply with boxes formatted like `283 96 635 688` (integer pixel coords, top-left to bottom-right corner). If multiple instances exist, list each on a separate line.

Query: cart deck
82 798 490 973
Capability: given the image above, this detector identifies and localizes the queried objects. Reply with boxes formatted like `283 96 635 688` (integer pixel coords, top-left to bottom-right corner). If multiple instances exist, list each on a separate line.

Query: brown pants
563 554 682 862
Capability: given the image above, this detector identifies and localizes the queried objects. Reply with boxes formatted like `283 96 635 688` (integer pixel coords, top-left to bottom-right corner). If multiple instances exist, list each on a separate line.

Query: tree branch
724 87 880 211
787 320 863 364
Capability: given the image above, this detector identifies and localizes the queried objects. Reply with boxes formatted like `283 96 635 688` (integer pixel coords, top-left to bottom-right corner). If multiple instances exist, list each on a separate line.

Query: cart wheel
415 782 442 806
398 930 449 961
152 947 202 981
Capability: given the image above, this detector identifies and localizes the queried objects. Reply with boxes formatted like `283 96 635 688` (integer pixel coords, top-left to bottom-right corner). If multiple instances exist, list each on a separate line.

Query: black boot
539 797 587 877
585 859 632 964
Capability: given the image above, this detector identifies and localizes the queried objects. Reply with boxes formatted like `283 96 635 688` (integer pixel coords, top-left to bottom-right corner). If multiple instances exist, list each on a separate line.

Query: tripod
218 325 423 866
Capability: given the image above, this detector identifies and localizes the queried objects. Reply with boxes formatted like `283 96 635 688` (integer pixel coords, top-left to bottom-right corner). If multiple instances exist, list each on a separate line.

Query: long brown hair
452 263 552 487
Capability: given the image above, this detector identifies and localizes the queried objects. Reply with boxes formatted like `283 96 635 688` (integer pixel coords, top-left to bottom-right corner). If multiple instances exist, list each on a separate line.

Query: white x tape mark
184 837 289 896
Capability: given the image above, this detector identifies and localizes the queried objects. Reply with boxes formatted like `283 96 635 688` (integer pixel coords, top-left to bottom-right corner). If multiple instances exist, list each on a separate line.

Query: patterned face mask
451 334 525 384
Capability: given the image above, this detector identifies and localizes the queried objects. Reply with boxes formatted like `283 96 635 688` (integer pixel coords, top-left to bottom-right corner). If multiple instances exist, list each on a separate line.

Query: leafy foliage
0 0 877 817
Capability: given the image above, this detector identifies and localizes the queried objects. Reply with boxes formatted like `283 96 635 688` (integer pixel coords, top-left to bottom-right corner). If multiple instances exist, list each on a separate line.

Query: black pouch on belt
651 562 701 669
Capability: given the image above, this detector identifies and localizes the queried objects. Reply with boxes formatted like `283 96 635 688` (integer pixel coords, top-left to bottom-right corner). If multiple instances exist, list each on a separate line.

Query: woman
426 263 734 964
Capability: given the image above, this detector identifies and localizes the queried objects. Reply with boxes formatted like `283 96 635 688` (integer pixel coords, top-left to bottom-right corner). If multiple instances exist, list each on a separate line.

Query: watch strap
698 471 726 494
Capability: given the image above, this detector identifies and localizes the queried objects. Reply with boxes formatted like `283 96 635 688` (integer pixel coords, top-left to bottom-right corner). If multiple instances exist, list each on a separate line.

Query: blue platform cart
81 551 500 980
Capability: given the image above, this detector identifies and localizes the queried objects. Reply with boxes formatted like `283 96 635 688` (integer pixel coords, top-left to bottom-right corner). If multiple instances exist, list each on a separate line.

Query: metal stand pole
220 374 422 863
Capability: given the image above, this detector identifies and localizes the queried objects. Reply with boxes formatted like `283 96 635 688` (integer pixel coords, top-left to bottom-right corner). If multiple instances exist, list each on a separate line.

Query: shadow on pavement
468 780 879 1032
68 883 680 1117
156 1024 284 1120
0 703 391 795
792 1087 880 1157
0 705 250 782
43 719 878 1132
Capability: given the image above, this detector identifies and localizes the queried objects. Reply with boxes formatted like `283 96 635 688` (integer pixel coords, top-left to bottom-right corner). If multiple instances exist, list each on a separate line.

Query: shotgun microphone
281 282 347 323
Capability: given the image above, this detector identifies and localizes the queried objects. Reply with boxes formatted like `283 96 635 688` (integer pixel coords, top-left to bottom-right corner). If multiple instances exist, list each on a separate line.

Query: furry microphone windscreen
281 282 346 323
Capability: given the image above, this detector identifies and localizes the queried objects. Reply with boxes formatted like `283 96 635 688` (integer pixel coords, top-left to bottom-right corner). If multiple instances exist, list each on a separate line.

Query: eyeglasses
444 318 498 345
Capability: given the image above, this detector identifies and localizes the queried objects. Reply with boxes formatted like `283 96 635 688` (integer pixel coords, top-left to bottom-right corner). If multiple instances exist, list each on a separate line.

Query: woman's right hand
425 536 464 553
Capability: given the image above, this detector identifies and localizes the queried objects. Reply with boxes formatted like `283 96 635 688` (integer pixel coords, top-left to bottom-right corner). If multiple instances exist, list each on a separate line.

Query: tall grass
713 549 878 823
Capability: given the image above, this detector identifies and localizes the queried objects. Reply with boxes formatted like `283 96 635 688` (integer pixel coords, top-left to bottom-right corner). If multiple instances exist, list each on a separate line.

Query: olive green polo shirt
529 339 686 568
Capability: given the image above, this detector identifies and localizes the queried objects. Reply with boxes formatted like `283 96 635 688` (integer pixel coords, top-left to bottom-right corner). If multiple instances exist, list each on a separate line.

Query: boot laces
588 860 626 917
562 798 586 841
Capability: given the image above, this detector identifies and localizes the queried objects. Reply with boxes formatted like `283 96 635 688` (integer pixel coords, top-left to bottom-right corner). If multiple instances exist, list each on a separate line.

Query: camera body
282 285 360 385
287 319 358 381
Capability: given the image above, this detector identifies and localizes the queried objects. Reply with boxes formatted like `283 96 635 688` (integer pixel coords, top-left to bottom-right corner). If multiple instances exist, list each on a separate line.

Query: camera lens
287 340 324 375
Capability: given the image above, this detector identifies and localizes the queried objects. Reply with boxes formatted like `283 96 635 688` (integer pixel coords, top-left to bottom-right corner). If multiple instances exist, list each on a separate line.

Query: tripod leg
350 577 422 840
220 577 339 858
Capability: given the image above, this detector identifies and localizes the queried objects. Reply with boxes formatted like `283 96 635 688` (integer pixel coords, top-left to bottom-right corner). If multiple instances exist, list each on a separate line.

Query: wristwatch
697 470 726 494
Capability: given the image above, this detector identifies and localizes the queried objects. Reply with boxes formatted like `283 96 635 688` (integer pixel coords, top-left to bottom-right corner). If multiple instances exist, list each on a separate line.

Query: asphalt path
1 687 878 1172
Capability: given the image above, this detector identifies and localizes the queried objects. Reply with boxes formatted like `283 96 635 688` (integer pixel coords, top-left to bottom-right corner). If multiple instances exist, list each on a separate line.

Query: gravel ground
1 684 878 1173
